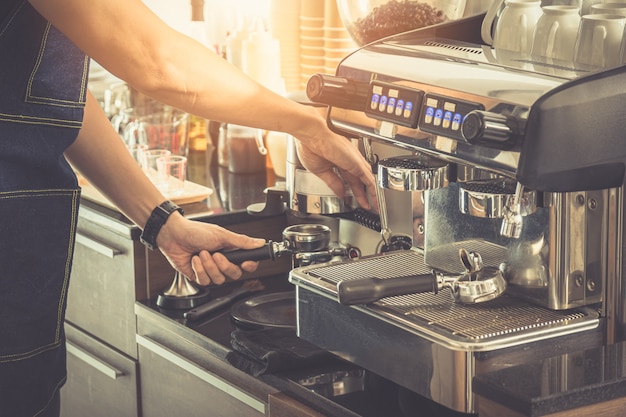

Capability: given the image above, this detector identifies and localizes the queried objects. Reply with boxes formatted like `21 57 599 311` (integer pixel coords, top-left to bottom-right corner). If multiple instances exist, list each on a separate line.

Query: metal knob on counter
156 271 211 310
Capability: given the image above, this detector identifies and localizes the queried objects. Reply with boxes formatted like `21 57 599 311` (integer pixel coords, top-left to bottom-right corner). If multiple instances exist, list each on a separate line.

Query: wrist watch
140 200 184 251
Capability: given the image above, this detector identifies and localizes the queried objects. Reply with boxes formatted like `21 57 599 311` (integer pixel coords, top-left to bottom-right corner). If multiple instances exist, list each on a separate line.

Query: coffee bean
352 0 446 45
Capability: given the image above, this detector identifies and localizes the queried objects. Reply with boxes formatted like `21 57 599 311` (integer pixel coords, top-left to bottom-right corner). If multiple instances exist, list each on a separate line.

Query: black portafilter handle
219 242 277 264
337 272 437 305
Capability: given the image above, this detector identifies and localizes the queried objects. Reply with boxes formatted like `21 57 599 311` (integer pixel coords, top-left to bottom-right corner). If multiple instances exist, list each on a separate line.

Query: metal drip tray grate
386 293 588 340
291 250 598 350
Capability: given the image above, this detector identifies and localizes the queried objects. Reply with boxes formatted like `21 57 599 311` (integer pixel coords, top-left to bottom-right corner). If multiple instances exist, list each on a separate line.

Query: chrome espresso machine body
288 15 626 413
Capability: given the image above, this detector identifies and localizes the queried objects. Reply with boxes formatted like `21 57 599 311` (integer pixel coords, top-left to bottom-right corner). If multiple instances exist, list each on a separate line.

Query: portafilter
337 249 506 305
220 224 360 266
157 224 335 309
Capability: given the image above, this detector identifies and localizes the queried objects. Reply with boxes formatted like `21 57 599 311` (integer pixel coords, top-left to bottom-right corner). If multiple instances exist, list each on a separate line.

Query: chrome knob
461 110 521 148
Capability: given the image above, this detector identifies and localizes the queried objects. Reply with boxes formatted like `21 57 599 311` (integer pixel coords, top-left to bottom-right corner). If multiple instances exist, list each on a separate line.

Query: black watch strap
140 200 184 251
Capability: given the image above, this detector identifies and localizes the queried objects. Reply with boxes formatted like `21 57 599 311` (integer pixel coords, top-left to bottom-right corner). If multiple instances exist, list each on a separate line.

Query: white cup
542 0 581 6
531 5 581 61
581 0 603 15
482 0 504 45
493 0 543 57
574 13 626 68
591 2 626 17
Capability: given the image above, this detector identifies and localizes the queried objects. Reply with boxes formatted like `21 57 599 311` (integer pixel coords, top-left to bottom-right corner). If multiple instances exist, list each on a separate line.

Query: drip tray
289 249 599 352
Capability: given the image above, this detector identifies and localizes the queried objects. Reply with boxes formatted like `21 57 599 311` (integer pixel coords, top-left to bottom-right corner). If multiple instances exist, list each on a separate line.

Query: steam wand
500 182 525 239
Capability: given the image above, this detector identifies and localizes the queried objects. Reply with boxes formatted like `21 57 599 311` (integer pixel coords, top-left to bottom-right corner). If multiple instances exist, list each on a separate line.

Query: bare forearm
31 0 375 208
29 0 321 136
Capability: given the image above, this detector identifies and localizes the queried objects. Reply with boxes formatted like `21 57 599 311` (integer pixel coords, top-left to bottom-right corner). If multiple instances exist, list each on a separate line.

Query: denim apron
0 1 89 416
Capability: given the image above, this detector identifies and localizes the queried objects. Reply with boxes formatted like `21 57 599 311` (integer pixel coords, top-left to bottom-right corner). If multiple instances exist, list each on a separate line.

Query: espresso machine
288 14 626 414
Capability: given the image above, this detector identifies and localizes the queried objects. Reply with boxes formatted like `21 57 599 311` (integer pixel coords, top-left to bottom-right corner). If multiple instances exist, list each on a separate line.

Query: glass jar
225 124 266 174
336 0 467 46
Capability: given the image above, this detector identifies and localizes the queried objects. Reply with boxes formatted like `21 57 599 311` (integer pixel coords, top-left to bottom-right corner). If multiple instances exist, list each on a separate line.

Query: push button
387 97 396 114
395 99 405 116
443 111 453 129
424 106 434 124
452 113 463 131
379 95 388 112
404 101 414 119
371 94 380 111
434 109 443 126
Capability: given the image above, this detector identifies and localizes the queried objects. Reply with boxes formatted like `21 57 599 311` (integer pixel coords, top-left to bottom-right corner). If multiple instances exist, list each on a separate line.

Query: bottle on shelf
187 0 212 154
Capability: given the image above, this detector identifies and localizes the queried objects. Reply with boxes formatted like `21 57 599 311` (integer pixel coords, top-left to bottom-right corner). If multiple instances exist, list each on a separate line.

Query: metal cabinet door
268 393 328 417
137 335 266 417
66 217 141 358
60 323 139 417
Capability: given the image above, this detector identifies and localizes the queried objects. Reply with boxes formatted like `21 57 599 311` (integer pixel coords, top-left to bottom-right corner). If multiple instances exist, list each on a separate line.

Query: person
0 1 376 416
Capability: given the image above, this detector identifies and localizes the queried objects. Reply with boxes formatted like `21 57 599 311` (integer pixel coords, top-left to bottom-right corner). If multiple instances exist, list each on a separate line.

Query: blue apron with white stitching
0 1 87 416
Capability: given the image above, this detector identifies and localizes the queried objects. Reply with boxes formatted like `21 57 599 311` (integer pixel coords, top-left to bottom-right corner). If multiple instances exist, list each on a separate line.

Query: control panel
365 81 423 128
364 81 485 141
418 93 484 141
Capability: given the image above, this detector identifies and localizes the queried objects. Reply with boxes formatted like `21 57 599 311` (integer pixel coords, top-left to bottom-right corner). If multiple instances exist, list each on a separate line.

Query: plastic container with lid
336 0 467 46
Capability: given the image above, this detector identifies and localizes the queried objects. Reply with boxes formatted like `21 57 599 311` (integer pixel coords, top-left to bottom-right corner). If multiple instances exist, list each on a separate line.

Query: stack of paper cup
269 0 301 93
323 0 358 75
300 0 326 89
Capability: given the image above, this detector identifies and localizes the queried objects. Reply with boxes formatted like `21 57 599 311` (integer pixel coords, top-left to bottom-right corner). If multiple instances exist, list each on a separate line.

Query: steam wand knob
461 110 521 149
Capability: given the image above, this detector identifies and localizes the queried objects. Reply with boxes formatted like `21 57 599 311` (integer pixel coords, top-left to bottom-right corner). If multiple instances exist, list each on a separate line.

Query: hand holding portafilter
220 223 361 267
219 224 331 263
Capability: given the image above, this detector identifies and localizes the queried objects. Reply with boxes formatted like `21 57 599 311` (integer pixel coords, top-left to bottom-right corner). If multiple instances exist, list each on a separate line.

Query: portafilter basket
378 155 450 192
459 179 537 218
